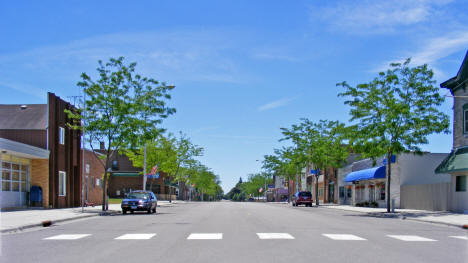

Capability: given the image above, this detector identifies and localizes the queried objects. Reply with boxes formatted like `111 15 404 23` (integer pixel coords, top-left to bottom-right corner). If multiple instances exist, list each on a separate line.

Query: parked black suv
121 190 157 214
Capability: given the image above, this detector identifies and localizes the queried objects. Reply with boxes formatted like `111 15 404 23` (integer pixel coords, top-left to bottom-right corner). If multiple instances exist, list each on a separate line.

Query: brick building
104 148 177 200
82 149 104 205
1 93 82 208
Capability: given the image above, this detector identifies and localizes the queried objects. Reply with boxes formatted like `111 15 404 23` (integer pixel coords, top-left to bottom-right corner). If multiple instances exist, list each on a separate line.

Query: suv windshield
127 193 149 199
299 192 312 197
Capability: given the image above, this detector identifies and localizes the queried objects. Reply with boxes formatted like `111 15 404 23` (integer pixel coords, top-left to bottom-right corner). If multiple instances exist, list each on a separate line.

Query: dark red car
292 191 313 207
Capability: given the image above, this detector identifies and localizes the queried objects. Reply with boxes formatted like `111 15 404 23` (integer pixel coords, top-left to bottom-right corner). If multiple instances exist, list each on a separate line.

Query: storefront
344 166 387 208
1 138 49 209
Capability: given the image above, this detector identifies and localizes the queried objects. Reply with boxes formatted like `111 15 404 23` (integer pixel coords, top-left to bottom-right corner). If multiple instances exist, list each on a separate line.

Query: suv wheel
122 209 127 214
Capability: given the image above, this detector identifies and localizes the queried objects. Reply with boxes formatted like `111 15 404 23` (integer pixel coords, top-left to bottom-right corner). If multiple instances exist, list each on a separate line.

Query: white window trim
59 171 66 196
59 127 65 145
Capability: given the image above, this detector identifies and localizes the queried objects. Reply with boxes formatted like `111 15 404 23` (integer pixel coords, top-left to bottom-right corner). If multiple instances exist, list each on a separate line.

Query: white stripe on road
257 233 295 239
44 234 91 240
449 236 468 240
387 235 436 241
115 234 156 240
187 233 223 240
322 234 367 241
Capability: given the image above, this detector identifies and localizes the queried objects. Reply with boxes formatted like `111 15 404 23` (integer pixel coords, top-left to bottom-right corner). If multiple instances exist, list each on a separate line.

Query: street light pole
143 144 147 191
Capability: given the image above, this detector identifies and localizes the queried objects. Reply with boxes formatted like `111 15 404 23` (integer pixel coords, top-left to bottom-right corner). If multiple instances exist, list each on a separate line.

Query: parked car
121 190 157 214
292 191 313 207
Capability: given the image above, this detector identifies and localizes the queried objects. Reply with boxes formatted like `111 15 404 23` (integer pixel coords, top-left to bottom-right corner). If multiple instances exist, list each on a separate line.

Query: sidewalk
319 204 468 228
0 200 185 233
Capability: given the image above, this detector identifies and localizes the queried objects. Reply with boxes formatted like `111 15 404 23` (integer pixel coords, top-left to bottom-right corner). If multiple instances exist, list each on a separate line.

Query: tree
66 57 175 211
280 119 349 205
262 147 300 202
126 133 203 201
337 58 450 212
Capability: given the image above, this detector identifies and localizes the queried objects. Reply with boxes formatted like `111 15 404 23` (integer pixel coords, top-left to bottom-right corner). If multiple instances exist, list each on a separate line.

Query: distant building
101 145 177 200
435 51 468 213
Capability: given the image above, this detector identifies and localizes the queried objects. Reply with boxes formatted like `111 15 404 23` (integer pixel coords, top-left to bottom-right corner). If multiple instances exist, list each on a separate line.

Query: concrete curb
1 210 121 234
318 206 467 229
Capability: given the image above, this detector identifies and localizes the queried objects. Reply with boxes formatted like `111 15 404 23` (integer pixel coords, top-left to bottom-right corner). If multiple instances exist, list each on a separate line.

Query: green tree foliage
66 57 175 211
337 58 450 212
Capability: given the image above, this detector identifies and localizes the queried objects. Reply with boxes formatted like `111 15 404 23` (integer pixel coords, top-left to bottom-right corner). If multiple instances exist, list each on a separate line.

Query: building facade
105 149 177 200
339 153 451 210
0 93 82 208
436 51 468 213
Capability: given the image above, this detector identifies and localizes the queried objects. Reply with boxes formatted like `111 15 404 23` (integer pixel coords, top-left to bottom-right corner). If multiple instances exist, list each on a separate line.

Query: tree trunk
102 170 107 211
386 153 392 213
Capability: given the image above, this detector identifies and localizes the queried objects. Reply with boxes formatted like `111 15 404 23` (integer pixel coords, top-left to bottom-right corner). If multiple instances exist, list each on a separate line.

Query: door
328 184 334 203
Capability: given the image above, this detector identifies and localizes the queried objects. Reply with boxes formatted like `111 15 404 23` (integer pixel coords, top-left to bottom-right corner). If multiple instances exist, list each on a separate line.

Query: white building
338 153 451 211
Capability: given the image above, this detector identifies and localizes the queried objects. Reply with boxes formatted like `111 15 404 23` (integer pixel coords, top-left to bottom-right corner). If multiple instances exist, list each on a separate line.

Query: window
59 127 65 145
379 183 386 200
1 161 29 192
59 171 66 196
464 106 468 134
96 178 102 188
339 186 345 198
456 176 466 192
347 188 352 198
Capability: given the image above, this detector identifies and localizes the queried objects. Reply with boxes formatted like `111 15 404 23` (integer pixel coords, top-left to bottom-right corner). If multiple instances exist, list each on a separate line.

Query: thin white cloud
309 0 456 34
258 98 293 111
193 126 220 134
0 81 47 100
0 29 250 87
373 31 468 78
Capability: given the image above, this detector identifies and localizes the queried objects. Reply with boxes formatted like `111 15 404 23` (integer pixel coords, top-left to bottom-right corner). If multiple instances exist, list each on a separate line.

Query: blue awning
344 166 386 182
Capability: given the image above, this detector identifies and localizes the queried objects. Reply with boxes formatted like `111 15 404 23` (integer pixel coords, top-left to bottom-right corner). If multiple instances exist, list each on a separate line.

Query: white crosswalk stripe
44 234 91 240
387 235 436 241
322 234 367 241
257 233 295 239
449 236 468 240
115 234 156 240
187 233 223 240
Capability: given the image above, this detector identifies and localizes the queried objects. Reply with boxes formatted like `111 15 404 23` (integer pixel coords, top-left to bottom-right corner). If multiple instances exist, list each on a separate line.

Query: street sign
267 184 275 189
310 169 320 175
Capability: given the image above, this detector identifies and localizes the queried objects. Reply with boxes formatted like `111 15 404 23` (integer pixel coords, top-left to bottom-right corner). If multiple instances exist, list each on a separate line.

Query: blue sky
1 0 468 192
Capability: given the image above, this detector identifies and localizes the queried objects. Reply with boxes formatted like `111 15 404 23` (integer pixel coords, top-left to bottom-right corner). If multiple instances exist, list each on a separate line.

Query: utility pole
80 92 85 213
143 144 147 191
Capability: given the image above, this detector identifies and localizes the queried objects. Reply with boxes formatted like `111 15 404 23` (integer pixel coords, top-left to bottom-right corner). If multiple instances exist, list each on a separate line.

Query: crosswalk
42 233 467 242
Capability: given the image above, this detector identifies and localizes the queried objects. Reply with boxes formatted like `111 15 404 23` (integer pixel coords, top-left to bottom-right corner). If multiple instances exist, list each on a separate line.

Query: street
1 202 467 263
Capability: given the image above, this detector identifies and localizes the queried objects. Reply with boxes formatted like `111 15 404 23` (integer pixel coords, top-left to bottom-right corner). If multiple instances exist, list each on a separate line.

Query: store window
1 160 29 192
59 171 66 196
456 176 466 192
347 188 352 198
339 186 345 198
379 183 386 200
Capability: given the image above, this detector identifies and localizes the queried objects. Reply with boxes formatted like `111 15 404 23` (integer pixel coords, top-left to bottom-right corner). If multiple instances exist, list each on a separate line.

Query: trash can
30 186 42 207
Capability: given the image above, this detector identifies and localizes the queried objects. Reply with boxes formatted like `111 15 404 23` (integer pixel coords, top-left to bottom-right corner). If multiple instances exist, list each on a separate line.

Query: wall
0 130 47 149
47 92 81 208
400 183 450 211
397 153 451 185
31 159 50 208
83 150 104 205
450 172 468 213
452 85 468 148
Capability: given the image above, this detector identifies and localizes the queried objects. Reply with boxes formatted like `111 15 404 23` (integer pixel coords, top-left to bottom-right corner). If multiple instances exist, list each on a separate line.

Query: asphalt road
1 201 467 263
